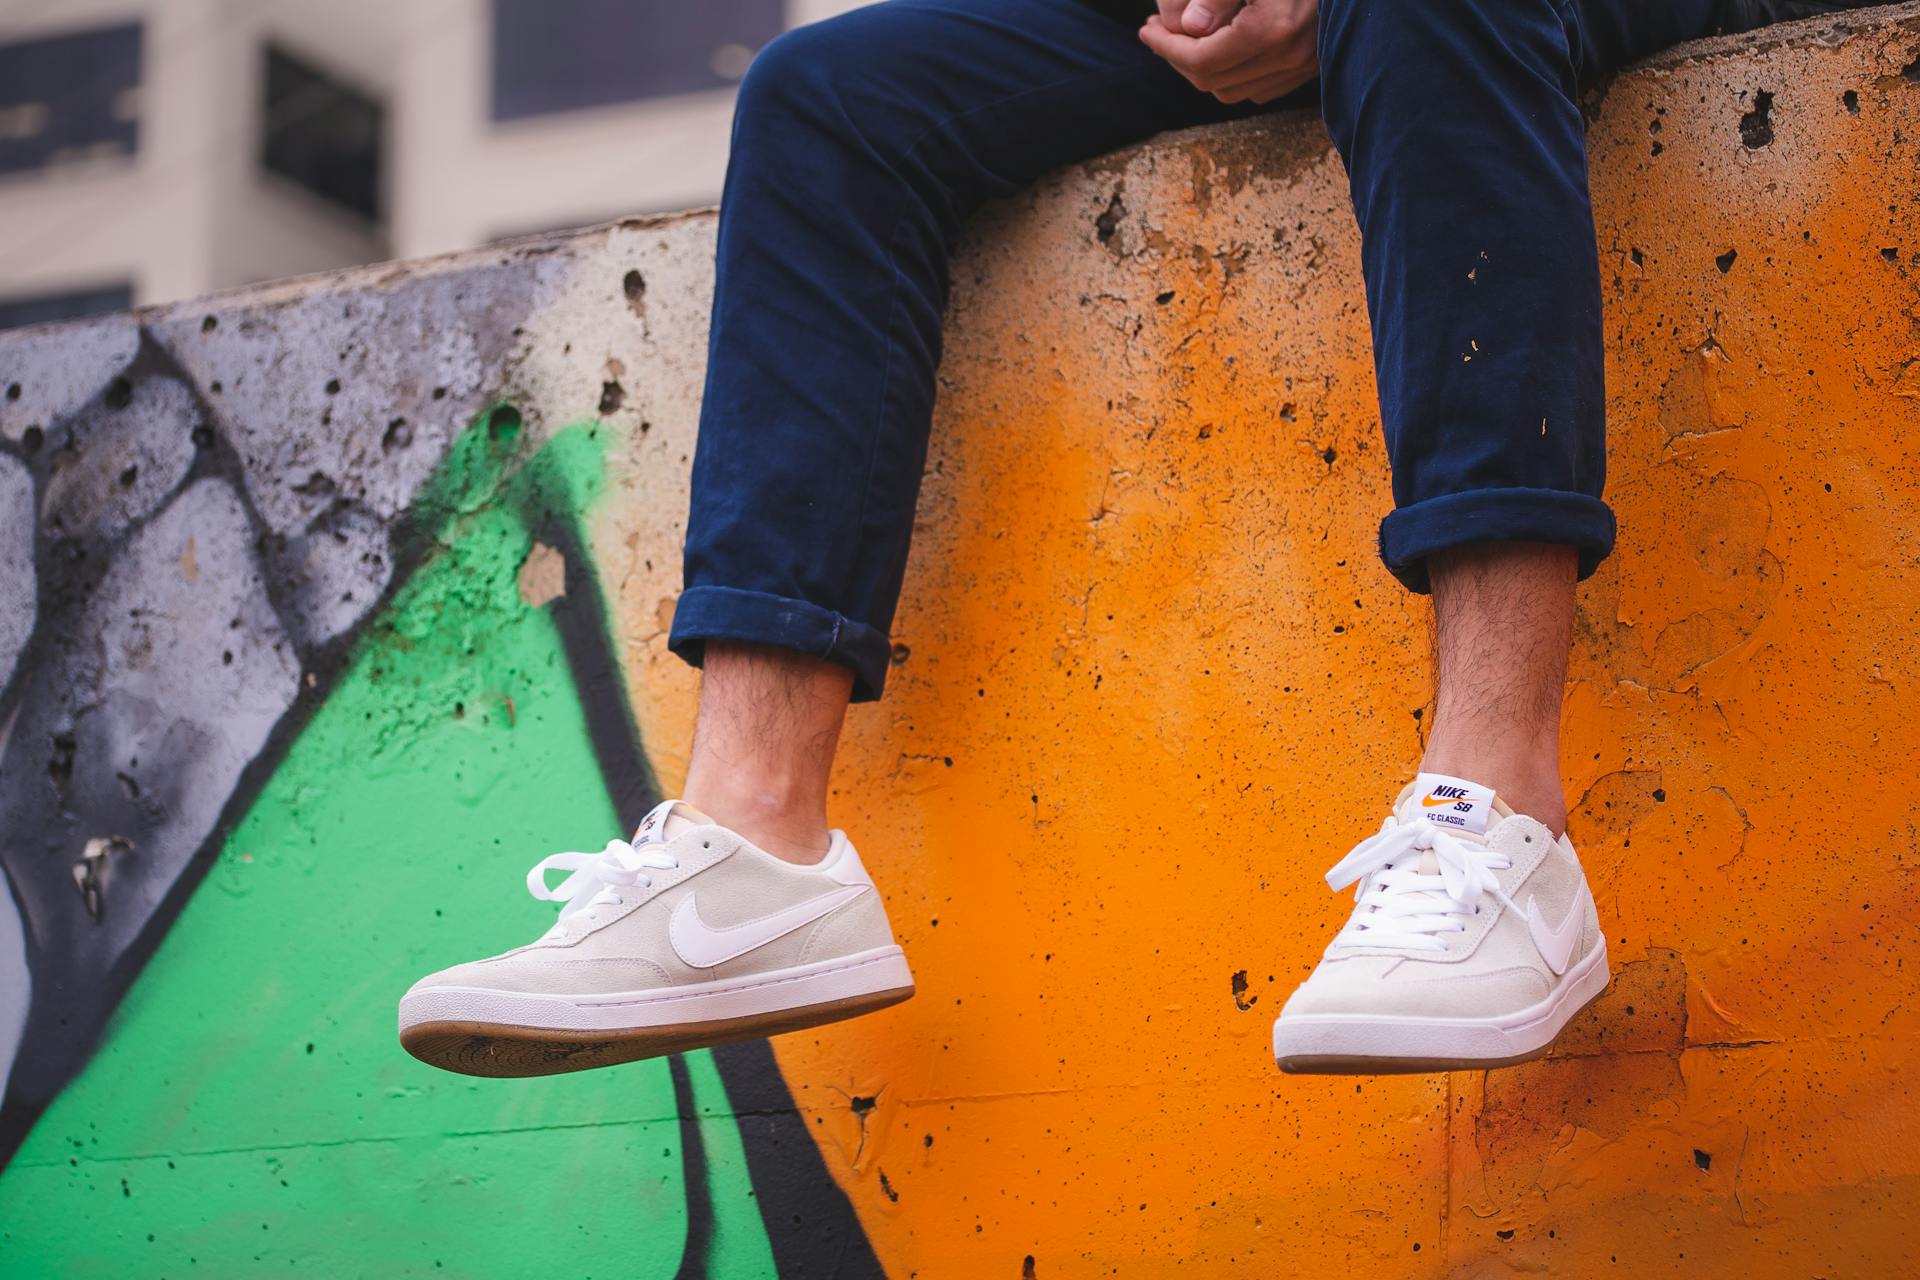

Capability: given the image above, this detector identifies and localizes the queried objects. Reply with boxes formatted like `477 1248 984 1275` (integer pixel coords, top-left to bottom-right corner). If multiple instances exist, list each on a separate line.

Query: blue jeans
671 0 1721 701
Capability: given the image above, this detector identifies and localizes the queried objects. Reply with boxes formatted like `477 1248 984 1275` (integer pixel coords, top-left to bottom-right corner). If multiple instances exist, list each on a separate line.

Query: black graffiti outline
531 491 885 1278
0 337 888 1274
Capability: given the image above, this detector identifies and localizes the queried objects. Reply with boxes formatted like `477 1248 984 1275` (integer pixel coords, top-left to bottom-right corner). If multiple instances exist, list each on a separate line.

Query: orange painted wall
602 10 1920 1276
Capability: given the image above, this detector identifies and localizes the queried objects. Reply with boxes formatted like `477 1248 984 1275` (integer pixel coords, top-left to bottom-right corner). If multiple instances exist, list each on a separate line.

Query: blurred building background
0 0 861 329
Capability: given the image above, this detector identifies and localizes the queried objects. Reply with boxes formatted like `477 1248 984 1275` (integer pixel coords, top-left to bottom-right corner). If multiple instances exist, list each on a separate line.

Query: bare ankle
681 641 851 864
1422 542 1576 837
681 784 831 863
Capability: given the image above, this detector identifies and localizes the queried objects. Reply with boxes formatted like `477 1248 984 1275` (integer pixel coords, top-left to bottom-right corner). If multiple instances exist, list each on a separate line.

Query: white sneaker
399 801 914 1077
1271 772 1609 1074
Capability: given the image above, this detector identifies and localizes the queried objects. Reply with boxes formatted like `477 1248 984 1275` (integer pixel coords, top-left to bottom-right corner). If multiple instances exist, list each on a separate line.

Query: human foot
1271 772 1608 1074
398 800 913 1077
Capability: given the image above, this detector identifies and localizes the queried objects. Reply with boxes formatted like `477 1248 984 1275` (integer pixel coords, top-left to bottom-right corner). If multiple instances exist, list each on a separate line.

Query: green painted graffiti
0 414 790 1275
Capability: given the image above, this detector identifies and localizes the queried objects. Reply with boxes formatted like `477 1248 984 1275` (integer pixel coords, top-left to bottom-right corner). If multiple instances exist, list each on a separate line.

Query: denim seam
1549 0 1587 83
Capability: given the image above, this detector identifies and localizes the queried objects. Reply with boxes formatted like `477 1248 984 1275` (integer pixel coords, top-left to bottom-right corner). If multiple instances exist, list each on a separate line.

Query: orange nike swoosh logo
1421 794 1461 807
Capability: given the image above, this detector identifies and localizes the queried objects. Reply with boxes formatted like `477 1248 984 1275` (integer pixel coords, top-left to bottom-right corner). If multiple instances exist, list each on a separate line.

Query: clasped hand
1139 0 1319 105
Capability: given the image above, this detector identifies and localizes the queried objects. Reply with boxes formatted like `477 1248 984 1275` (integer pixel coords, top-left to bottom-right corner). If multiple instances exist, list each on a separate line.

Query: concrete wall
2 5 1919 1275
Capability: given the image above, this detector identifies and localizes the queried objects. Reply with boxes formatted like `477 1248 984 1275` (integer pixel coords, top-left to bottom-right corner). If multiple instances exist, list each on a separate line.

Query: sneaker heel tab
821 832 875 888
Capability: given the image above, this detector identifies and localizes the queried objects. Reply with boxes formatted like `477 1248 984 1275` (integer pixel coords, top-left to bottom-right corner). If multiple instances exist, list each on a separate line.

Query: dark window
0 283 133 332
490 0 783 121
0 24 141 176
260 45 384 222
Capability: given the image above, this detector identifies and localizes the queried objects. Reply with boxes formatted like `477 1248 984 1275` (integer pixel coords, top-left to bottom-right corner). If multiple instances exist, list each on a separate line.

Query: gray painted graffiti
0 261 884 1276
0 258 551 1152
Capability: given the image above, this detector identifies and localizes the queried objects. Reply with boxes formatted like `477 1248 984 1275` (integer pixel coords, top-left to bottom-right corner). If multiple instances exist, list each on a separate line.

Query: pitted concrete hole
47 731 75 790
1095 189 1125 245
74 836 133 923
488 404 523 441
1739 89 1774 148
1231 969 1257 1010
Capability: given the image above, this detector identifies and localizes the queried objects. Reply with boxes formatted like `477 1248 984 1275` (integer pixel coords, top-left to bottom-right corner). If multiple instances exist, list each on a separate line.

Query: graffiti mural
0 251 883 1274
4 10 1920 1276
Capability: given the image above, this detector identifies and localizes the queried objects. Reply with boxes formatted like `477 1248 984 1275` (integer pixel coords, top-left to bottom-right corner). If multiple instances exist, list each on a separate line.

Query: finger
1138 16 1189 60
1155 0 1189 28
1208 48 1318 97
1212 67 1314 105
1181 0 1245 37
1159 22 1282 87
1141 20 1266 88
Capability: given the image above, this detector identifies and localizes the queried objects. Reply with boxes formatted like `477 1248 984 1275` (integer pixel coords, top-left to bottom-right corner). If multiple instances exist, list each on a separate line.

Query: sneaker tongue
632 799 710 846
1405 771 1499 837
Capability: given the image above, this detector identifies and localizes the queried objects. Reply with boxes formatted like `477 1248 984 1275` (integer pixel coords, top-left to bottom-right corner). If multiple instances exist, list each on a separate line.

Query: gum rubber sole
401 984 915 1078
1274 982 1609 1076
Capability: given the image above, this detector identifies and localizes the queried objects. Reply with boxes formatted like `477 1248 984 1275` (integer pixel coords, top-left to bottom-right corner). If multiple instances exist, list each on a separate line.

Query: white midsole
398 945 913 1035
1270 941 1611 1063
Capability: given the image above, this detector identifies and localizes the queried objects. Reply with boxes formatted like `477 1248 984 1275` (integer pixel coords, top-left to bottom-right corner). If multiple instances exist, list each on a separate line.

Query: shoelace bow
1322 820 1520 953
527 838 680 921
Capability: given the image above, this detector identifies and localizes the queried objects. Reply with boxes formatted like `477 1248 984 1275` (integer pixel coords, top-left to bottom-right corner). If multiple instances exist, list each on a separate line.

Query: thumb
1182 0 1243 36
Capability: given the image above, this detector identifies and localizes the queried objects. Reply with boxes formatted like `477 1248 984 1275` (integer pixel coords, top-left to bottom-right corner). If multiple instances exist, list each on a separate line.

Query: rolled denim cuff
668 584 894 702
1378 487 1616 594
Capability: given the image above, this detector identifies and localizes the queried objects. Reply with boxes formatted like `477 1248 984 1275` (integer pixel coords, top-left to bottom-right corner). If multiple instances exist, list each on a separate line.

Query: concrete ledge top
2 0 1914 334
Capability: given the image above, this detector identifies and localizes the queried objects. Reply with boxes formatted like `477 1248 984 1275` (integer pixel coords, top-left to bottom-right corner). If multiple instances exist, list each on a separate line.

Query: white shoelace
527 838 680 923
1322 819 1520 953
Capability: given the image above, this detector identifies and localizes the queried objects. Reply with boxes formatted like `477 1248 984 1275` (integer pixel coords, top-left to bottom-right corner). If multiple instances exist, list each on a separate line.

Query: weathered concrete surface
2 4 1920 1276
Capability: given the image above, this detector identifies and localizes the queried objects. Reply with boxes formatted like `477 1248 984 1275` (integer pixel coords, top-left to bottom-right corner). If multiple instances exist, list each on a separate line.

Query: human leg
401 0 1264 1074
669 0 1271 861
670 0 1263 703
1272 0 1723 1073
681 643 853 862
1421 543 1578 836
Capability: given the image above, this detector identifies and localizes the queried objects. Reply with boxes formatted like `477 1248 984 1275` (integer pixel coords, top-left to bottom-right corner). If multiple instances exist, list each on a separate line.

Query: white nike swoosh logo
668 885 868 969
1526 883 1588 976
